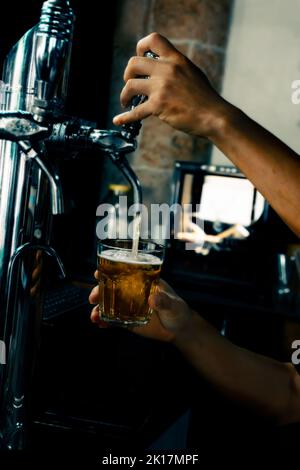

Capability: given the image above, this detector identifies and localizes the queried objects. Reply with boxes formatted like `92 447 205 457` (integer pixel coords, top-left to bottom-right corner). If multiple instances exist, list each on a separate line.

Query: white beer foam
99 249 162 265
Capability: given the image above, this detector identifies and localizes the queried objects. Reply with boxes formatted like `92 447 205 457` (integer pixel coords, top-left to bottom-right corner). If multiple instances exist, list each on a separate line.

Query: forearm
206 102 300 236
174 312 300 424
119 32 300 237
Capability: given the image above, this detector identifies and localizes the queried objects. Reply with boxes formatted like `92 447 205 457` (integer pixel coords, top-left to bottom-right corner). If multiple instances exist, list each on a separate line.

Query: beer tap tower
0 0 144 449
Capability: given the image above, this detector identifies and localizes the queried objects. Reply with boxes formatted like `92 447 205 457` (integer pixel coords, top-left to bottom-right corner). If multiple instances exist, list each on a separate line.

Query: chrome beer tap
47 119 143 206
0 0 153 450
0 0 74 450
45 49 158 208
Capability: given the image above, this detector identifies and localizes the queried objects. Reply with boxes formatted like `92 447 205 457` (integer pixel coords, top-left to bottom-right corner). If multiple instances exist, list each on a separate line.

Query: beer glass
97 239 164 326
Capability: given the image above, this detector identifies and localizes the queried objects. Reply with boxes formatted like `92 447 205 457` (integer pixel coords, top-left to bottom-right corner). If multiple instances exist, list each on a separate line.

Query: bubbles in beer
100 249 162 265
97 247 162 326
131 212 141 259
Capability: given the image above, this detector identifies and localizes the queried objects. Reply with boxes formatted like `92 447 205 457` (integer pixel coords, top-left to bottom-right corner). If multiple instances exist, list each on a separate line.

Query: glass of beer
97 239 164 327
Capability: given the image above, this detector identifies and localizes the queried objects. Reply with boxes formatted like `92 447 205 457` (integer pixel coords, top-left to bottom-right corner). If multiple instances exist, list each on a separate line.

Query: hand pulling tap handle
122 50 159 138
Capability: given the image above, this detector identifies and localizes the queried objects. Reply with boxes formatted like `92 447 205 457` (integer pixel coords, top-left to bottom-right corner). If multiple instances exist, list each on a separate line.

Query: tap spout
34 155 64 215
46 120 142 208
17 141 64 215
110 153 143 208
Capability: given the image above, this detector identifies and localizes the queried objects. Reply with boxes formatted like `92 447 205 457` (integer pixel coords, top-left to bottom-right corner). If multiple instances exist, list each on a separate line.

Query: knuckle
137 32 162 53
150 93 160 110
123 67 128 82
174 52 188 66
126 78 134 92
168 61 181 78
128 56 138 68
124 57 138 81
120 86 129 104
133 107 142 121
137 36 144 49
148 32 163 51
120 87 126 103
156 79 169 100
150 94 162 116
149 31 161 42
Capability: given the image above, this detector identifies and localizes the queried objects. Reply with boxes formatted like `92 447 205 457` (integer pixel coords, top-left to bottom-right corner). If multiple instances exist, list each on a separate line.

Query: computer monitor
171 162 268 249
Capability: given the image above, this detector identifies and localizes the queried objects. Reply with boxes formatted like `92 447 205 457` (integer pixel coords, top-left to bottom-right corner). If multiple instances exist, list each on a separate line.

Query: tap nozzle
47 120 137 155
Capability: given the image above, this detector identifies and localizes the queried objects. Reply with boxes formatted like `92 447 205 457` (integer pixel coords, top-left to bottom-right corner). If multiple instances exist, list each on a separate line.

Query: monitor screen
180 173 265 228
198 175 265 227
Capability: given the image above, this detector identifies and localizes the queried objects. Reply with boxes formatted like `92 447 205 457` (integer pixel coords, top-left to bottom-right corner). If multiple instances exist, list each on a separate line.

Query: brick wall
102 0 233 207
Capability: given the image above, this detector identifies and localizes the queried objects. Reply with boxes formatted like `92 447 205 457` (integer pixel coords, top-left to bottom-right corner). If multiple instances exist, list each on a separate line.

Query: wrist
205 100 243 143
172 310 203 349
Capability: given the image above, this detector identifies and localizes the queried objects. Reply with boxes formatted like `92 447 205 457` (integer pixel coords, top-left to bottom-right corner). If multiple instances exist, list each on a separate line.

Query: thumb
150 289 173 311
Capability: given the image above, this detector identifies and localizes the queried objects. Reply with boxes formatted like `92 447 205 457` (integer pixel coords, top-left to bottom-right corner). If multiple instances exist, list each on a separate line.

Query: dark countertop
162 246 300 321
32 298 192 454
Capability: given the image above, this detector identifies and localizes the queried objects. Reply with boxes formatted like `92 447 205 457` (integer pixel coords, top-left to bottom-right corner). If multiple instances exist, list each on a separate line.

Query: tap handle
47 119 137 155
122 50 159 138
0 111 49 142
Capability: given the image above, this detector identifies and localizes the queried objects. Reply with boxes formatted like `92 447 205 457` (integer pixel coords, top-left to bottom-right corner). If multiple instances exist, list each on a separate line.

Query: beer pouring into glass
94 51 164 328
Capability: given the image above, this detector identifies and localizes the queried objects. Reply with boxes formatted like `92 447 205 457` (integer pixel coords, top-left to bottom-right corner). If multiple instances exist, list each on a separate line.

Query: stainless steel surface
33 0 75 122
277 253 291 296
109 153 143 207
34 152 64 215
1 243 65 450
0 0 74 450
0 0 145 450
0 112 63 215
47 120 142 206
0 111 49 141
48 121 137 155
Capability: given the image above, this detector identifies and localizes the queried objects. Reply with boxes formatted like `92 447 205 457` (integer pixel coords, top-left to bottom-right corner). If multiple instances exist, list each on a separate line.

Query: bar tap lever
0 111 63 214
122 50 159 139
48 120 137 155
0 111 50 142
20 143 64 215
46 120 142 205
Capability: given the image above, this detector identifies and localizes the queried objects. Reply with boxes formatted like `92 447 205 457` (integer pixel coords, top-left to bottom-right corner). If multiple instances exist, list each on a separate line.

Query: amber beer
97 240 163 326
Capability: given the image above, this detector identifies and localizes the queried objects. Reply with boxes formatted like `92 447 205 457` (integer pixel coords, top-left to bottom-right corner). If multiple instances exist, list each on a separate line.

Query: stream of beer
131 212 141 259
